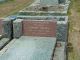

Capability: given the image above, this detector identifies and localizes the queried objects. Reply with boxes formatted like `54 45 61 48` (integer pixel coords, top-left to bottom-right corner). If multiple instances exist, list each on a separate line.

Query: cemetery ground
68 0 80 60
0 0 33 18
0 0 80 60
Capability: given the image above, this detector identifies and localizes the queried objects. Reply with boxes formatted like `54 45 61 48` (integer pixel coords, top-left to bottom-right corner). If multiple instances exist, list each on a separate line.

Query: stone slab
2 19 13 39
0 36 56 60
57 23 68 42
53 41 66 60
13 19 23 38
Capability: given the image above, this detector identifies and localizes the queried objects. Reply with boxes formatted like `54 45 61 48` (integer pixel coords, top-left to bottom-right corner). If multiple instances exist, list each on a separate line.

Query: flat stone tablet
13 19 23 38
0 36 56 60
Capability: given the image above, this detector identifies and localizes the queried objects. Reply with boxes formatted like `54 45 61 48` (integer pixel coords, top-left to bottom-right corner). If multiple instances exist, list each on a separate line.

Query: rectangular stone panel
57 23 68 42
13 19 23 38
0 36 56 60
22 20 56 37
2 19 13 39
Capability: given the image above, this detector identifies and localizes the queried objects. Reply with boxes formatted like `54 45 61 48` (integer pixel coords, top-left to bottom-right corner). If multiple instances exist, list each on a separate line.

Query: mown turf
0 0 33 17
68 0 80 60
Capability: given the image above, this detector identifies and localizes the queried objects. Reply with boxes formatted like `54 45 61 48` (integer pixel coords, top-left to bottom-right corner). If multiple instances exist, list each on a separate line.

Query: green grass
5 1 33 17
0 0 33 17
68 0 80 60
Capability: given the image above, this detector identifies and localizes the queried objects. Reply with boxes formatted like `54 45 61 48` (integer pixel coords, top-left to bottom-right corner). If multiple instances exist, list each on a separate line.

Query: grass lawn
68 0 80 60
0 0 33 18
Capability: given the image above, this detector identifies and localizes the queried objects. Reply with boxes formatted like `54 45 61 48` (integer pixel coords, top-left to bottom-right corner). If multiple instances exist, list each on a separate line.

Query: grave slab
0 36 56 60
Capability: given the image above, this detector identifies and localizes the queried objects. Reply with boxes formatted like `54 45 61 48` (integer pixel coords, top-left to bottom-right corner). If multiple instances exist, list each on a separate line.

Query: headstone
2 19 13 39
13 19 23 38
22 19 56 37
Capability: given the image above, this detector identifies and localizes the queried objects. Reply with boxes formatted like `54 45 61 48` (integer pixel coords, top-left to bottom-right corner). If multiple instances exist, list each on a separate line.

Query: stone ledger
0 36 56 60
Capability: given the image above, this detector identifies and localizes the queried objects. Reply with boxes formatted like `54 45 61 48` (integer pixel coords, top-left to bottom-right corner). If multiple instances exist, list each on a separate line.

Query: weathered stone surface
53 41 66 60
56 17 68 42
22 20 56 37
40 0 58 6
0 38 9 49
57 24 68 42
2 19 13 39
13 19 23 38
0 36 56 60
